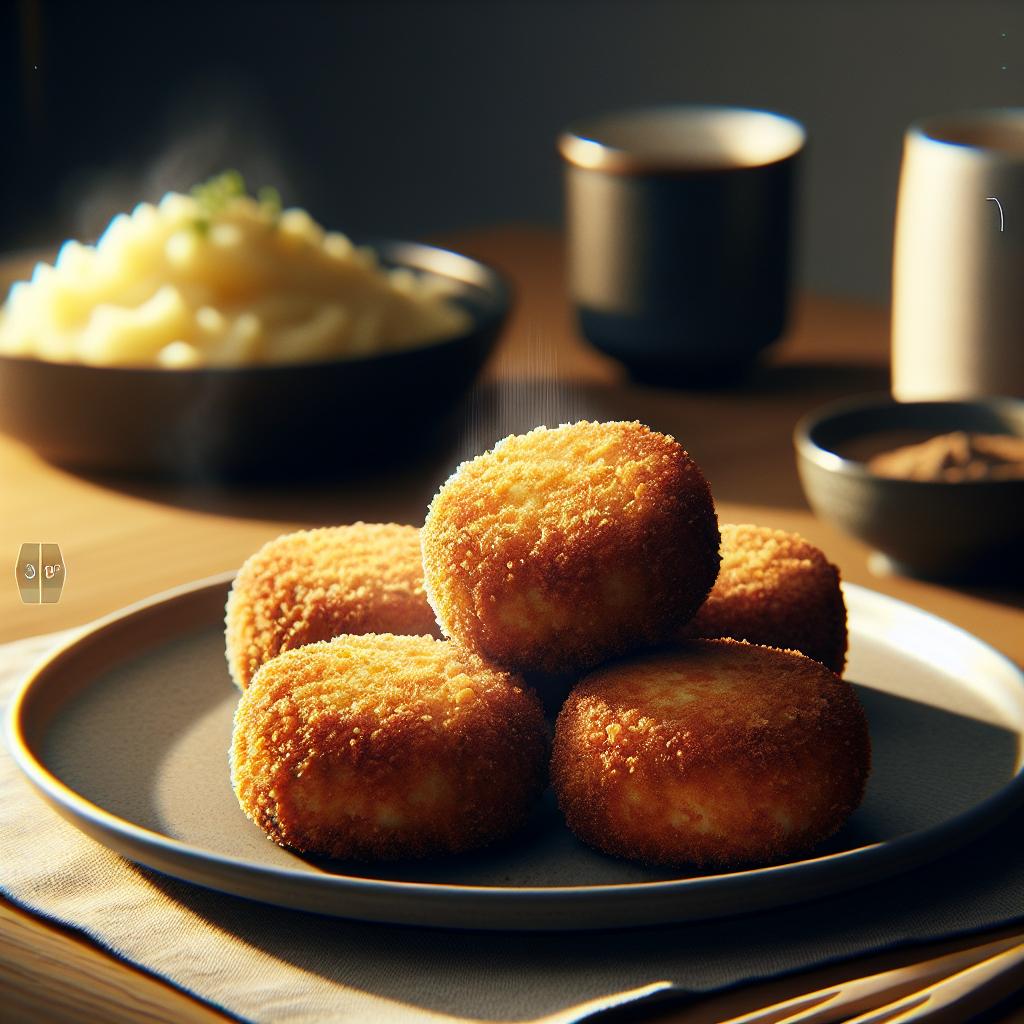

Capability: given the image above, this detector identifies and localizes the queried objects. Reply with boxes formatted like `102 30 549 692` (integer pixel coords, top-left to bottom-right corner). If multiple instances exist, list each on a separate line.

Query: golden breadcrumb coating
225 523 439 689
551 639 870 868
421 421 720 676
684 524 848 674
231 633 549 861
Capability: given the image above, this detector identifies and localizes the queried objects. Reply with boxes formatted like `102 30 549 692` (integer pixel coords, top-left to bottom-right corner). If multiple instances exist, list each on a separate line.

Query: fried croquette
225 523 439 689
421 421 721 676
231 634 549 861
683 524 848 674
551 639 870 868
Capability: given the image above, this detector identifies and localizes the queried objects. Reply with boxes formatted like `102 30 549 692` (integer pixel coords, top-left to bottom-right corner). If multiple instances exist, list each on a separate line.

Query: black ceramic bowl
794 394 1024 580
0 240 508 480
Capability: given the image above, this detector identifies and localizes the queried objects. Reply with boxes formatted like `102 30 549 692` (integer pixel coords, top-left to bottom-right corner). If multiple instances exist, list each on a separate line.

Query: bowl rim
0 238 511 377
793 392 1024 488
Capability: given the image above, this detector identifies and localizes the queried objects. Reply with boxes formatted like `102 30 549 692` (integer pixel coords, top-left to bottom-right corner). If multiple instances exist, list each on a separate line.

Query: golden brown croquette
551 639 870 868
225 523 439 689
421 421 721 676
683 524 848 674
231 634 549 861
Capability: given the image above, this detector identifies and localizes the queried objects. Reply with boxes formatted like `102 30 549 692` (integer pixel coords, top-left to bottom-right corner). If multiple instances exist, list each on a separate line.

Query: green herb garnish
257 185 282 222
191 169 246 216
188 170 282 234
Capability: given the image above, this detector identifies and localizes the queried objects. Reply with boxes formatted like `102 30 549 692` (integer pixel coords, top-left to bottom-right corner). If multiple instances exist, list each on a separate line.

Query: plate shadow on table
54 362 891 522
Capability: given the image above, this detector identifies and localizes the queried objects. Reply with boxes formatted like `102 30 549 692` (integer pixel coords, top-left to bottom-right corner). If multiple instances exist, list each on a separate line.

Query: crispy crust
231 633 549 861
225 523 440 689
551 639 870 868
683 524 848 674
421 421 721 676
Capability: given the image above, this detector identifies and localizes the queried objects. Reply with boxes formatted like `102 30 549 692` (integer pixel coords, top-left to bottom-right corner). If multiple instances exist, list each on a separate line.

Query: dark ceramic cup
559 105 805 385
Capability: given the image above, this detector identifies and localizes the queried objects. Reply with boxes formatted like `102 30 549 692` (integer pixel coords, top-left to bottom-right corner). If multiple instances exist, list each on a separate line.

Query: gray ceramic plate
8 574 1024 930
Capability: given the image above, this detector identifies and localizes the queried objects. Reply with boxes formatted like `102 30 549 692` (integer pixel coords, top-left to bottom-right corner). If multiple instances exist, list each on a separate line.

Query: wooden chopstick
841 941 1024 1023
716 932 1024 1024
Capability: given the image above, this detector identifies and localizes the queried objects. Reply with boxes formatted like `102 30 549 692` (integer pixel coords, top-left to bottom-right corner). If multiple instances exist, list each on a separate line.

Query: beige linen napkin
2 629 1024 1024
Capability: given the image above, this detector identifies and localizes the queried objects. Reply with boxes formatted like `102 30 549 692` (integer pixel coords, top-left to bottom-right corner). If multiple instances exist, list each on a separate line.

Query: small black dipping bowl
0 240 508 480
794 394 1024 581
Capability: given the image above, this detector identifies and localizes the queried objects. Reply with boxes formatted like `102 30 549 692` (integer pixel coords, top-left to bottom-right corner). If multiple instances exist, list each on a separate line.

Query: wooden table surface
1 225 1021 1023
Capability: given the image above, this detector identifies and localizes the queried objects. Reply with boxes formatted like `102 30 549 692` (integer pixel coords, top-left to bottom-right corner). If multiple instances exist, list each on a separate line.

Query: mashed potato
0 179 470 367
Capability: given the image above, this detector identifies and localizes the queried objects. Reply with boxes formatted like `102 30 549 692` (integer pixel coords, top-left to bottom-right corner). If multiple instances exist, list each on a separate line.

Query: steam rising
46 74 594 482
62 73 296 243
454 318 601 468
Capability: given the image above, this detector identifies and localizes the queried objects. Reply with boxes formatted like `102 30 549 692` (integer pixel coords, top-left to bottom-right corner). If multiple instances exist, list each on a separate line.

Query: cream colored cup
892 109 1024 400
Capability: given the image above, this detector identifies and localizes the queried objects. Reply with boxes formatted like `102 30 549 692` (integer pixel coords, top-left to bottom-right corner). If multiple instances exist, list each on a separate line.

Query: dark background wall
3 0 1022 301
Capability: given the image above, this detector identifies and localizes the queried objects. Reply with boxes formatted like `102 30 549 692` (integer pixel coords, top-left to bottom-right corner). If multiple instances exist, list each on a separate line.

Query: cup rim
558 103 806 175
907 107 1024 158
